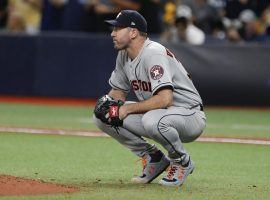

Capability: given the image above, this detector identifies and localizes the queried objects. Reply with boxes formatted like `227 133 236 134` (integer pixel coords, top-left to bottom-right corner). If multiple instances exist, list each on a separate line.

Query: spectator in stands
163 0 176 28
181 0 219 34
226 25 243 43
211 19 226 40
0 0 8 29
238 9 260 41
161 5 205 45
8 0 42 34
176 0 220 34
6 12 26 33
223 8 269 43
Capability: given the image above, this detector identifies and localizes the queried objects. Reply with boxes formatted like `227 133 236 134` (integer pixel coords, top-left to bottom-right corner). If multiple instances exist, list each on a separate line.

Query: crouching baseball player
93 10 206 186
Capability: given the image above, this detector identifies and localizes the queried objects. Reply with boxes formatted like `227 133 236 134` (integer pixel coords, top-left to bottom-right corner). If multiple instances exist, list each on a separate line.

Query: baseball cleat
159 159 195 186
131 150 170 184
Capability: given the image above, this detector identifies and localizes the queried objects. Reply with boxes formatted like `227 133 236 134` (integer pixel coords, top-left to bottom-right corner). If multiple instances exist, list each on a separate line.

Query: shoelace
166 165 178 180
134 155 148 176
141 156 148 170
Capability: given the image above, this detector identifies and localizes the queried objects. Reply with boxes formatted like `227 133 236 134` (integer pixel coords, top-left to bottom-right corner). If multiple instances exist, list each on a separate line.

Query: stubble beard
114 43 129 51
113 37 130 51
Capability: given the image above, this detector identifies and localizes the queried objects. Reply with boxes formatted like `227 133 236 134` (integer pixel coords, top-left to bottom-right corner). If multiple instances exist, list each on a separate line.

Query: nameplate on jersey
130 80 152 92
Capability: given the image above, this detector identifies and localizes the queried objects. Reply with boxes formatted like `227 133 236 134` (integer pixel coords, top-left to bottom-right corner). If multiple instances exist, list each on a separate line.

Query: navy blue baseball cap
105 10 147 33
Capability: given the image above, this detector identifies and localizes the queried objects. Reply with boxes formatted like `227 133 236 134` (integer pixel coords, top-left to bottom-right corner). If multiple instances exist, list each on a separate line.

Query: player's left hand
119 105 129 120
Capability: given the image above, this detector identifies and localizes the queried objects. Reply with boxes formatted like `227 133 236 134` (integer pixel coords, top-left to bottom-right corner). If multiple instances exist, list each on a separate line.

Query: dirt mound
0 175 78 196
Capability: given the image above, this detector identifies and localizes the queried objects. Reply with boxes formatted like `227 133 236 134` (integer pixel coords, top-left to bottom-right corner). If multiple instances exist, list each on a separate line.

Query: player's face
111 27 132 50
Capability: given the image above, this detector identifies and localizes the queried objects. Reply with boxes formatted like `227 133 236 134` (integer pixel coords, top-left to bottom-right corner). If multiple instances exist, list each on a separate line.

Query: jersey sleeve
109 52 130 93
146 54 174 95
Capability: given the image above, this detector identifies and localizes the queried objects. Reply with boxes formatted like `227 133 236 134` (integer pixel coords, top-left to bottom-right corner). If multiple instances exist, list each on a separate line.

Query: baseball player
93 10 206 186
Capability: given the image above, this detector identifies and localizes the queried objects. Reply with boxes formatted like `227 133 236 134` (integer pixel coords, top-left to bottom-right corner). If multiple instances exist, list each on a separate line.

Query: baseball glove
94 95 124 127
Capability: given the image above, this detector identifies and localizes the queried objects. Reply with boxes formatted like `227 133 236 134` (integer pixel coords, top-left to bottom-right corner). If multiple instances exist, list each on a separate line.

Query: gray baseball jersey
109 38 203 108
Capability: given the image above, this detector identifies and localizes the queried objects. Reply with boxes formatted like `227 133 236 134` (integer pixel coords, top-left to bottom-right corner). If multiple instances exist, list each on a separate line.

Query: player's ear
130 28 138 39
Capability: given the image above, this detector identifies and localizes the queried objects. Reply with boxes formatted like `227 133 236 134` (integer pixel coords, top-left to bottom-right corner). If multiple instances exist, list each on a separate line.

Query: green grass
0 133 269 200
205 108 270 138
0 103 269 139
0 103 98 131
0 102 270 199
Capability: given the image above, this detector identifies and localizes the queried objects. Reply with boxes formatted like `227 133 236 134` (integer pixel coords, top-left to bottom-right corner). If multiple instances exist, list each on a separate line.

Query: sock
181 157 190 167
171 155 190 167
149 150 164 163
146 144 158 154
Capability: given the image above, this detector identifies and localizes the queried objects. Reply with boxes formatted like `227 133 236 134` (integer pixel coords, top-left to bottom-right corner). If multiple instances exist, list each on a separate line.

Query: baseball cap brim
104 20 126 27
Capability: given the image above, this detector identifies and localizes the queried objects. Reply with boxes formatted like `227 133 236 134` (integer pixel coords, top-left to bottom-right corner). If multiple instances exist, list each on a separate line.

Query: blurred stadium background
0 1 270 199
0 0 270 106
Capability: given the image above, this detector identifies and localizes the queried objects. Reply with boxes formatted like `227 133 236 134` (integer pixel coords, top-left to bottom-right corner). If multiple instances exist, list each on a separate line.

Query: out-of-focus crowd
0 0 164 34
0 0 270 44
162 0 270 44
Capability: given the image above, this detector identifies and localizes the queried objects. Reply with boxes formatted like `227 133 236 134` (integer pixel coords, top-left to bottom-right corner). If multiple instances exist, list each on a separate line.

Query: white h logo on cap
131 22 135 25
116 12 122 18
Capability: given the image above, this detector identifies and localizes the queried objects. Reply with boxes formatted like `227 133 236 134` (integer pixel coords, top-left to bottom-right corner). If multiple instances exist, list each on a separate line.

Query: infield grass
0 103 270 139
0 133 269 200
0 102 270 200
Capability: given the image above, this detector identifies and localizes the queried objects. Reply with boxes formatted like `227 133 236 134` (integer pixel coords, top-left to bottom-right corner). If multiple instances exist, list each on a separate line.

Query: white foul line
196 137 270 145
0 126 270 146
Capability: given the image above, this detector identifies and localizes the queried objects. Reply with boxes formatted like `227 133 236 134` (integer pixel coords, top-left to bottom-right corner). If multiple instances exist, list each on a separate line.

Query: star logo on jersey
150 65 164 80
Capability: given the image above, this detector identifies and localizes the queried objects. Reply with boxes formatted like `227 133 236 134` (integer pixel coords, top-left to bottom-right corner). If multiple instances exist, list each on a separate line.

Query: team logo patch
150 65 164 80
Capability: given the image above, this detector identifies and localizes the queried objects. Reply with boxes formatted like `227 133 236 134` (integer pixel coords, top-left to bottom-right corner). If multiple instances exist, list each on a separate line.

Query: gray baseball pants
93 102 206 162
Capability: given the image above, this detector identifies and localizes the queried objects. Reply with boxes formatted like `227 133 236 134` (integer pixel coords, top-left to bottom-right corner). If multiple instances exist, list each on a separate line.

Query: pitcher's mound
0 175 78 196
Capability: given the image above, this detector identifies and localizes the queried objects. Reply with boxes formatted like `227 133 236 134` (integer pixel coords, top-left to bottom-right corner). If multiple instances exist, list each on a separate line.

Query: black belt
190 104 204 111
